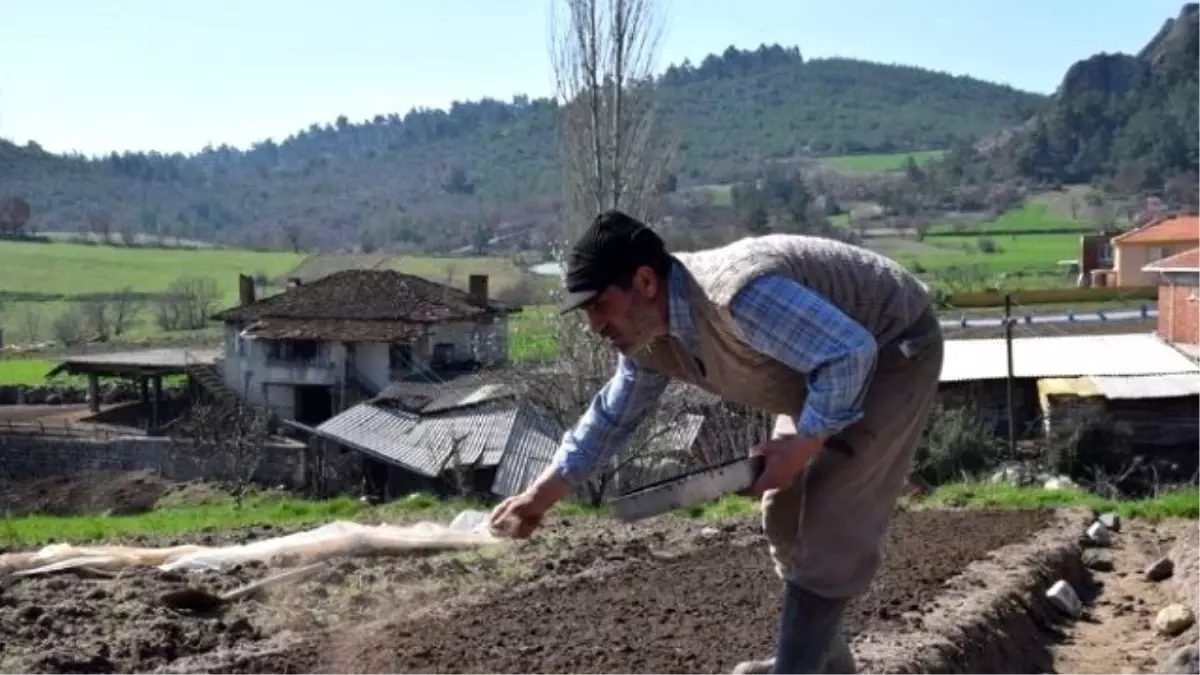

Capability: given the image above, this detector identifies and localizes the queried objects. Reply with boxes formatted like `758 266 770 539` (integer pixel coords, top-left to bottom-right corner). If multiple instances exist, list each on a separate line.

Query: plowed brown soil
323 508 1052 674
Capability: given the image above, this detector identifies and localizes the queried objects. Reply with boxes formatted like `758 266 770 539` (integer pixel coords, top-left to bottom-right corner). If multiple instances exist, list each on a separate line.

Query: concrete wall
220 316 511 410
0 433 361 496
353 342 392 390
425 317 508 366
1158 273 1199 345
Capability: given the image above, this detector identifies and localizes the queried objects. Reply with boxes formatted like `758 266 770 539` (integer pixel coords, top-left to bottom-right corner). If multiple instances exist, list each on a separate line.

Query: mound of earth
0 564 267 674
0 508 1058 674
317 509 1053 674
0 470 171 518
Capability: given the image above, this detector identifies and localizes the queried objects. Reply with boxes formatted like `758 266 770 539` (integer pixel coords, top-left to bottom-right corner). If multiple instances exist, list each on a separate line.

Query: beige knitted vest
627 234 932 415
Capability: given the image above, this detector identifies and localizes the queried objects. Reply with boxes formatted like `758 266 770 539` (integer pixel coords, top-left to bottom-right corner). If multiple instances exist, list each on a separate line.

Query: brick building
1143 247 1199 347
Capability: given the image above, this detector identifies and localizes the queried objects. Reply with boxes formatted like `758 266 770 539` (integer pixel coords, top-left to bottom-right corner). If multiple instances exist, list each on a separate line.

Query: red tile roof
1144 247 1200 272
1113 214 1200 245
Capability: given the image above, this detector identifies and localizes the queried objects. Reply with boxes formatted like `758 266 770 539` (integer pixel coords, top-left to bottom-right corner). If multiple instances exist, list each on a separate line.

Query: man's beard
613 303 661 356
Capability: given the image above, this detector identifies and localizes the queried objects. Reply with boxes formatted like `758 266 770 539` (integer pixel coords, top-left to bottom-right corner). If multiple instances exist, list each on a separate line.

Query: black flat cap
557 210 667 314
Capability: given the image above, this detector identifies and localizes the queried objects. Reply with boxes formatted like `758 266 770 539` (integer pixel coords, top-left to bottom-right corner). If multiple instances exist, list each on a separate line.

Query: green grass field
872 233 1081 274
2 482 1194 547
0 359 76 386
0 490 602 547
684 150 950 204
928 203 1096 236
0 240 304 297
823 150 946 173
0 241 540 348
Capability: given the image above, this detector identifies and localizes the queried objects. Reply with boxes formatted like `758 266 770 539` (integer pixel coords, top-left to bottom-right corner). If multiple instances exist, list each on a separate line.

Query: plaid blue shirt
549 261 878 487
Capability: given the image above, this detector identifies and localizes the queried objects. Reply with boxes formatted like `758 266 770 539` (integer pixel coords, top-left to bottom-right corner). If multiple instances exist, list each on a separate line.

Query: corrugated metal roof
1088 373 1200 400
941 333 1200 383
316 399 534 477
644 413 706 457
313 403 447 476
1037 377 1103 399
422 383 514 413
490 406 560 498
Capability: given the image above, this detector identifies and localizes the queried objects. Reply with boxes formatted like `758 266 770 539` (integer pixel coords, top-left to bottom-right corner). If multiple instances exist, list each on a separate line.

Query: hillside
998 3 1199 199
0 45 1045 251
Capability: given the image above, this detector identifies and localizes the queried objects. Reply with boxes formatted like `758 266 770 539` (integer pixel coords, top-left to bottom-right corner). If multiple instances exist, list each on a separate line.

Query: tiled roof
213 269 517 325
239 317 426 342
1144 247 1200 273
1113 214 1199 245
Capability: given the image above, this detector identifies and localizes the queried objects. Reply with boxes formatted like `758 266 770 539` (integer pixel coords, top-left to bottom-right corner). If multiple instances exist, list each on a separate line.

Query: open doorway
294 385 334 425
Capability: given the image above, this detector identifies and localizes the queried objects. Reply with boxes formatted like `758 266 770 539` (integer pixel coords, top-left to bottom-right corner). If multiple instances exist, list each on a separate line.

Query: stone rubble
1145 556 1176 582
1154 604 1196 638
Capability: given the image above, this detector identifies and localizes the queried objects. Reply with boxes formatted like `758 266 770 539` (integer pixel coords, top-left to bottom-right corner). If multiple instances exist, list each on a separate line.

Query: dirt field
0 470 174 517
0 507 1064 674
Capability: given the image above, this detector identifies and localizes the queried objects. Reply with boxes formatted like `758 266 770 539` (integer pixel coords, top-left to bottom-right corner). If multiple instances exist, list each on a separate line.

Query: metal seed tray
611 456 765 522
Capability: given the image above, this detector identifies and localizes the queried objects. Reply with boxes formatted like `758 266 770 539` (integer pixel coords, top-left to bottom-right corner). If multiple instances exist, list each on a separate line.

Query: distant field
0 240 303 299
0 359 73 386
823 150 946 173
928 203 1096 236
683 151 949 205
870 232 1082 275
0 241 543 348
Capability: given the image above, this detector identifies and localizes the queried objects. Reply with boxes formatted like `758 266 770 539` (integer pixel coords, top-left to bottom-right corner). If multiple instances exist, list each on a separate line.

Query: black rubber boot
772 581 856 674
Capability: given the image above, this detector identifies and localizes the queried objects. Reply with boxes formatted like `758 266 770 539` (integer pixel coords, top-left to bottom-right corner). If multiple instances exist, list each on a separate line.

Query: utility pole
1004 293 1017 458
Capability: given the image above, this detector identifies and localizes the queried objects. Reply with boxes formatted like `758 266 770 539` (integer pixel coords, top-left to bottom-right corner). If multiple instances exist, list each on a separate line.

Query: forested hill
998 3 1199 199
1 45 1046 250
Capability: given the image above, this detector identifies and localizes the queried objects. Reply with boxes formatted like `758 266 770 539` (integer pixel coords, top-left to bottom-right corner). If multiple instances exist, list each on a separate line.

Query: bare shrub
19 307 43 343
52 304 90 346
154 276 218 332
175 400 272 506
913 402 1008 486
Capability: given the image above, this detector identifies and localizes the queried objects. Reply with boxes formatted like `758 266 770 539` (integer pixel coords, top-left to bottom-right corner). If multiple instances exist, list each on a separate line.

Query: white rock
1086 521 1113 546
1155 604 1196 637
1097 511 1121 532
1046 579 1082 618
1044 476 1076 491
699 526 720 538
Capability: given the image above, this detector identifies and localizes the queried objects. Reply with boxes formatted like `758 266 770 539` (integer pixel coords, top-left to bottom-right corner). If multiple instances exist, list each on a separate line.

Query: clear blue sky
0 0 1185 157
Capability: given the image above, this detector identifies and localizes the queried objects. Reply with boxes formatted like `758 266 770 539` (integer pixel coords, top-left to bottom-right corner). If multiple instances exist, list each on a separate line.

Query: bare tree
154 276 219 331
282 223 303 253
110 287 143 336
176 400 272 507
549 0 672 235
514 0 676 505
52 304 89 346
513 363 701 505
19 307 43 344
82 298 111 341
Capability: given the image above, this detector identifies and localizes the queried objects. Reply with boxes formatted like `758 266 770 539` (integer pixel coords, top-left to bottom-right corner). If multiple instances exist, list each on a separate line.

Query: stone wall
0 433 362 496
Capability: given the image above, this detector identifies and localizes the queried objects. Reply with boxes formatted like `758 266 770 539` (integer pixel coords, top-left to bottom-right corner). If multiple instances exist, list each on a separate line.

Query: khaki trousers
761 310 944 600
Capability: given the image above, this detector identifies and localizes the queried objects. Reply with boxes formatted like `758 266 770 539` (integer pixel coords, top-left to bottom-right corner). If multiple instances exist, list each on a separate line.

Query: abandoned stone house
210 269 519 426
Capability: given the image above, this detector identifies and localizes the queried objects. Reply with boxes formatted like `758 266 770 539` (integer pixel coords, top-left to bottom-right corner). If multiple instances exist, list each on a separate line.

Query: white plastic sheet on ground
0 510 503 579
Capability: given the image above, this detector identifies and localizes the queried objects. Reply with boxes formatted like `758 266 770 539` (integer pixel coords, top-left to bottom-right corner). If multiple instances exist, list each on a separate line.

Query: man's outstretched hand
488 473 569 539
745 435 826 497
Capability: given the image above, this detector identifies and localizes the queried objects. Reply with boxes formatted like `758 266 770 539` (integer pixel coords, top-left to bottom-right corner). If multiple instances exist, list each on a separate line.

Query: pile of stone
1044 511 1197 674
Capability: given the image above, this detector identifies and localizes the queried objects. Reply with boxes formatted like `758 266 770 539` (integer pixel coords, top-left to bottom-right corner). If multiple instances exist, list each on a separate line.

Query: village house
1143 246 1200 349
1090 212 1199 287
210 269 518 425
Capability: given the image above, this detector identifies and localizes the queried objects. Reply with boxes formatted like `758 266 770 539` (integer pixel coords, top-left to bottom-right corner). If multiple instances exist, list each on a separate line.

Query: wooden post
1004 294 1017 458
87 373 100 413
151 375 163 430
